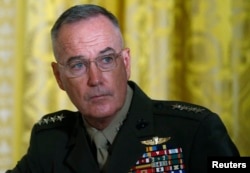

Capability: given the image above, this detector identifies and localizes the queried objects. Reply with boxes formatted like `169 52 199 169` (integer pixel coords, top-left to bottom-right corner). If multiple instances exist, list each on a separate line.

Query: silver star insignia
172 104 205 113
37 114 65 125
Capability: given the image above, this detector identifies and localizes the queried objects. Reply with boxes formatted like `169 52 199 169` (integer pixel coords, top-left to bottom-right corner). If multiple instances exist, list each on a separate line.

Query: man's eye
69 62 85 69
100 55 114 64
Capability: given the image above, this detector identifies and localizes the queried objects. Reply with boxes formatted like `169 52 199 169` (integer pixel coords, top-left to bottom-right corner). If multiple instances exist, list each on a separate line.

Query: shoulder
33 110 80 133
152 100 217 121
129 81 217 121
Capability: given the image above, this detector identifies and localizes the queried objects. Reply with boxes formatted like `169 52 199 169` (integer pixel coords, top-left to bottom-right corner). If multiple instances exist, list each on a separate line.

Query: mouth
91 94 106 99
86 87 112 102
88 92 111 101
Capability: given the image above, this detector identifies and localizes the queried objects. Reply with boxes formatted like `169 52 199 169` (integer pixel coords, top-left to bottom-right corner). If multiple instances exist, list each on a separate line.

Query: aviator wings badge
141 136 171 145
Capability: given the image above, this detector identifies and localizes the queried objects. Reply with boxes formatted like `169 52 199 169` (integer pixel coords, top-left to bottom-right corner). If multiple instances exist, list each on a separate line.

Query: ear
51 62 65 90
122 48 131 80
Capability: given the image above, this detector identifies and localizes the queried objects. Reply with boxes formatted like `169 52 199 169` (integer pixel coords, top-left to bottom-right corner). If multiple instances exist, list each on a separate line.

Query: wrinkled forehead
53 15 123 59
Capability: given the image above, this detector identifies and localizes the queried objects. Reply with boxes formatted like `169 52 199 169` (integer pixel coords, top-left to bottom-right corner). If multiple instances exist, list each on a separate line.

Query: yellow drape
0 0 249 170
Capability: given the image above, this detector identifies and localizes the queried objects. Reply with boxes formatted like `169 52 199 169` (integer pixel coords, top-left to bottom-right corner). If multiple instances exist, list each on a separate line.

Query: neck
85 116 115 130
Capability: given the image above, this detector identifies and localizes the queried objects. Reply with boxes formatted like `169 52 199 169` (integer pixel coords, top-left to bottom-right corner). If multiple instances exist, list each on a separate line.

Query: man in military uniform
6 4 239 173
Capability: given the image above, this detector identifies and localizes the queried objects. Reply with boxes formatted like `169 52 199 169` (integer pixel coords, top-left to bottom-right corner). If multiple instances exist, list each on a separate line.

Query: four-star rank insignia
37 114 65 125
172 103 205 113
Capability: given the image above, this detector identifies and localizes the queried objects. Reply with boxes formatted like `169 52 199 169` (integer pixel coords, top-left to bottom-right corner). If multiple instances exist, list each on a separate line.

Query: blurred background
0 0 249 171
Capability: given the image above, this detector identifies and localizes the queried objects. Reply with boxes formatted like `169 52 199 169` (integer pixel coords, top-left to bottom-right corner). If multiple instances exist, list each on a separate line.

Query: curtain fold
0 0 249 170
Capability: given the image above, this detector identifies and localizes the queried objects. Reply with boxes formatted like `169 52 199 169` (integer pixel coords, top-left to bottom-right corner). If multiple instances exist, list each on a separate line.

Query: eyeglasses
57 50 123 78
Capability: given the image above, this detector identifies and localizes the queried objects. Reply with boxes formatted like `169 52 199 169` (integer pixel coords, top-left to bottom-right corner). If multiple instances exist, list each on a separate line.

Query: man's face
51 15 131 122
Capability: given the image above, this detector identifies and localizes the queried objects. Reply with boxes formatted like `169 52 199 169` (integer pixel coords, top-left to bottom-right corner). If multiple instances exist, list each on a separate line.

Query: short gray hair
51 4 120 41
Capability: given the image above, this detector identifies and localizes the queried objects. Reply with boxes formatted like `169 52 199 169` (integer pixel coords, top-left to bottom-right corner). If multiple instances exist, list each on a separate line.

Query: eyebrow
66 47 116 64
99 47 116 54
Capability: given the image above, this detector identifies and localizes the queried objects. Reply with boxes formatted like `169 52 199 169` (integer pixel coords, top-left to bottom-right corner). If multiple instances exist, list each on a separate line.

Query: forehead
54 15 122 57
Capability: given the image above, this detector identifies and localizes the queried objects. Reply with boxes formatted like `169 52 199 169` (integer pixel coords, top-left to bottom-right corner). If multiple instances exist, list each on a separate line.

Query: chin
92 107 118 117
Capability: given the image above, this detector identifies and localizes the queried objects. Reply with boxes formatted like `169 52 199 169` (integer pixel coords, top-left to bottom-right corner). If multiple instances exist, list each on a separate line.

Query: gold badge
141 136 171 145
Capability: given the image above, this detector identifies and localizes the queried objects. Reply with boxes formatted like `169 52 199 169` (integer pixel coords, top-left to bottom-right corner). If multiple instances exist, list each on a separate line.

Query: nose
87 62 102 86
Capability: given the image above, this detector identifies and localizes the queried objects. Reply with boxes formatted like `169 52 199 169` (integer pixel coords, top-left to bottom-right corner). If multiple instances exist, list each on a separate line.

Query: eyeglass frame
56 49 125 78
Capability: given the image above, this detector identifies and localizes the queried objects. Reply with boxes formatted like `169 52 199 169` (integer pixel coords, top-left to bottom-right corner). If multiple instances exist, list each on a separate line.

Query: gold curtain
0 0 249 170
